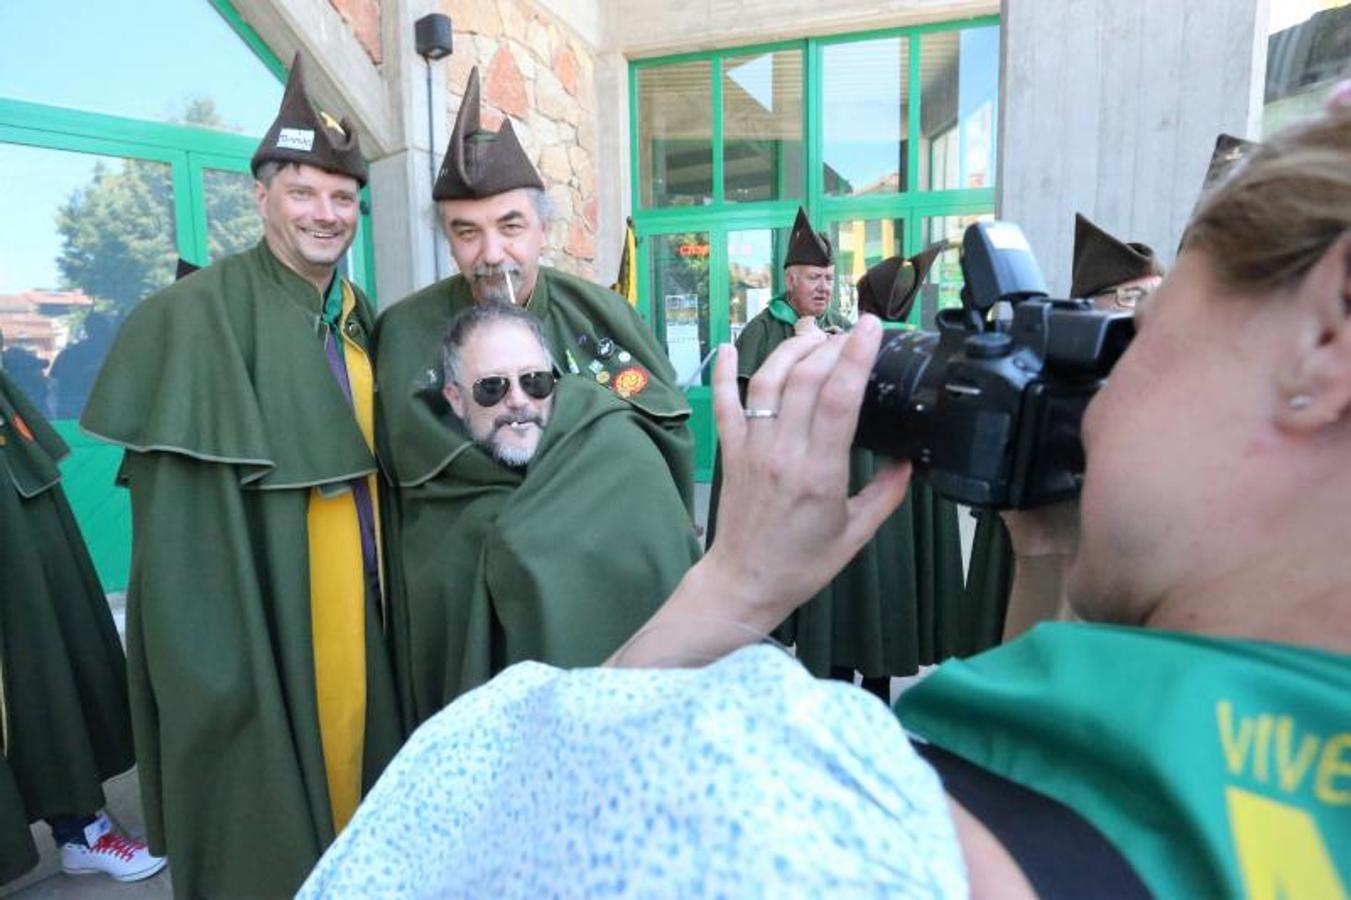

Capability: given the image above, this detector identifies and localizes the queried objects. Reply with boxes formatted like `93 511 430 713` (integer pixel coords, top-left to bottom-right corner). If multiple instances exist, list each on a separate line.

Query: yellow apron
306 282 382 833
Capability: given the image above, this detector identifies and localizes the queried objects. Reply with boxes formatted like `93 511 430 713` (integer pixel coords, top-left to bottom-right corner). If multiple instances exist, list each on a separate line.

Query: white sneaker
59 817 166 883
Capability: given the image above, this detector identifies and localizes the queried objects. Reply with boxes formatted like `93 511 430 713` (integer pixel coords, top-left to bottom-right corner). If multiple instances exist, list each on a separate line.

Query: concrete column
996 0 1270 294
592 49 632 286
370 0 453 307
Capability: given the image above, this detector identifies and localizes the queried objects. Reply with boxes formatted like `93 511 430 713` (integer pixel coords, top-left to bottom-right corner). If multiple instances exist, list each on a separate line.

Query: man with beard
383 302 698 724
81 55 401 898
707 208 966 699
442 305 556 468
377 67 695 726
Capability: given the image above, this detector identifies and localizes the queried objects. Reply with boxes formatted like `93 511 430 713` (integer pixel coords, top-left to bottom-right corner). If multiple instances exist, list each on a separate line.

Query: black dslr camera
853 221 1135 510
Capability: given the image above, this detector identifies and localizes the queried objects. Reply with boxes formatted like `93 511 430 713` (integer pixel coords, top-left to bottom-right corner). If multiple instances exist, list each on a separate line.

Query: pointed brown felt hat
433 67 545 201
783 207 833 269
1190 132 1257 219
1070 214 1163 299
1199 133 1256 198
856 241 946 322
251 54 368 186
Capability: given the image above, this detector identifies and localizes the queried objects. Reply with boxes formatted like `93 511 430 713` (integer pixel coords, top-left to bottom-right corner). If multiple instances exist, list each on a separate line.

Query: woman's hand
611 315 912 667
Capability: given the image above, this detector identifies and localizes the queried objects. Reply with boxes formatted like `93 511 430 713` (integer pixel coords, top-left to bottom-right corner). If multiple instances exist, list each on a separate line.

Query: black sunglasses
468 370 557 407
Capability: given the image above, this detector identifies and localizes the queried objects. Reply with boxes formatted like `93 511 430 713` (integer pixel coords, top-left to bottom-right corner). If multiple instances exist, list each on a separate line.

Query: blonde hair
1181 108 1351 292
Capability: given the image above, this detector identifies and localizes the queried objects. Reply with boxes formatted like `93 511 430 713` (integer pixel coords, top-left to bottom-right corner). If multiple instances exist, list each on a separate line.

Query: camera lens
853 329 938 460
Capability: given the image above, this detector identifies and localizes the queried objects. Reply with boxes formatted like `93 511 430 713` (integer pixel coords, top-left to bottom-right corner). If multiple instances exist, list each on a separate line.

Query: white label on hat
278 128 315 151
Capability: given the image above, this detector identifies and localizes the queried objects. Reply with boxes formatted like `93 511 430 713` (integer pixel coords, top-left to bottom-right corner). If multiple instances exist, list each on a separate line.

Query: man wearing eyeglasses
966 213 1164 644
380 303 698 724
441 305 559 467
1070 214 1164 312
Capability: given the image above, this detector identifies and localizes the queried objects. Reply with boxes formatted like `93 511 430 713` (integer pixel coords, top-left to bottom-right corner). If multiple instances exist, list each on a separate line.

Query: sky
1268 0 1348 33
0 0 280 132
0 0 280 293
0 143 124 293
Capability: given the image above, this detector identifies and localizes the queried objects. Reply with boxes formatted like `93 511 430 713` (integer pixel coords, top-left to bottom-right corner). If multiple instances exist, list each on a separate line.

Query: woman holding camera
302 100 1350 899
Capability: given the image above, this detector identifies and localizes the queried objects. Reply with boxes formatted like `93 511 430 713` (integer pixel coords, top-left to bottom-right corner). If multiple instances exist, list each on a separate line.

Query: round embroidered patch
612 367 649 399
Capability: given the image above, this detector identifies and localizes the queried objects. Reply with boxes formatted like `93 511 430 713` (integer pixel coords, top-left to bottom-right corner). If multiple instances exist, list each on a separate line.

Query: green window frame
0 0 376 590
629 15 999 481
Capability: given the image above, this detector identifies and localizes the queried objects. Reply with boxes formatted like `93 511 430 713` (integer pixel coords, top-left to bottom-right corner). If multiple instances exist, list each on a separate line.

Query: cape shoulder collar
80 243 375 488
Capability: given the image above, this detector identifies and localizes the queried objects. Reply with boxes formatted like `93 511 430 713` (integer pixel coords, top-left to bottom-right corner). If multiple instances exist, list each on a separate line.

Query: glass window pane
0 143 176 420
920 212 994 328
822 38 909 196
0 0 282 134
829 217 905 321
919 27 1000 191
727 228 788 341
203 168 264 262
638 62 714 208
723 50 804 203
652 233 711 384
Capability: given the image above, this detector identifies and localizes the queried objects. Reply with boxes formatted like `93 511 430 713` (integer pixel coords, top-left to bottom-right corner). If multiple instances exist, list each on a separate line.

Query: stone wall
441 0 602 279
327 0 383 63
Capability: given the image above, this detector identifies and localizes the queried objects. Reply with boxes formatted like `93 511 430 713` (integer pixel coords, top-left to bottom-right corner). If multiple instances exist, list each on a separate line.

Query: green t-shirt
898 622 1351 899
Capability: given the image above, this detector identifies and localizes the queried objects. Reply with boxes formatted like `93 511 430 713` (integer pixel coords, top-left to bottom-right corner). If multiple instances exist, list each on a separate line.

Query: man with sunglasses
380 303 698 726
376 69 697 728
441 307 559 467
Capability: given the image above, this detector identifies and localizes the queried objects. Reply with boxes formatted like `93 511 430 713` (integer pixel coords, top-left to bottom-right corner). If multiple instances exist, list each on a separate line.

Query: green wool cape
958 509 1014 654
0 758 35 885
899 623 1351 899
375 271 697 727
380 377 699 724
0 371 133 885
708 299 974 677
80 241 402 900
377 268 694 507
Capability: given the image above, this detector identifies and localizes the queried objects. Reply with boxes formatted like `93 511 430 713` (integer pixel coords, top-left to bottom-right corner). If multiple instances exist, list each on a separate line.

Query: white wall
606 0 996 56
997 0 1270 294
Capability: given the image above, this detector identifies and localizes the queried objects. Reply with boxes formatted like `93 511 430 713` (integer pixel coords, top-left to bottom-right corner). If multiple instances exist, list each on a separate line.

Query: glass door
727 226 788 343
0 136 192 589
826 215 906 322
189 154 264 265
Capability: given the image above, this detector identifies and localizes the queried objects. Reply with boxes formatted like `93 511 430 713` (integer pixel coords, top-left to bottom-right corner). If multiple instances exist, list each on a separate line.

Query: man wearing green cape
81 55 400 898
0 364 163 885
385 303 698 721
708 208 967 698
378 67 694 726
965 213 1166 644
